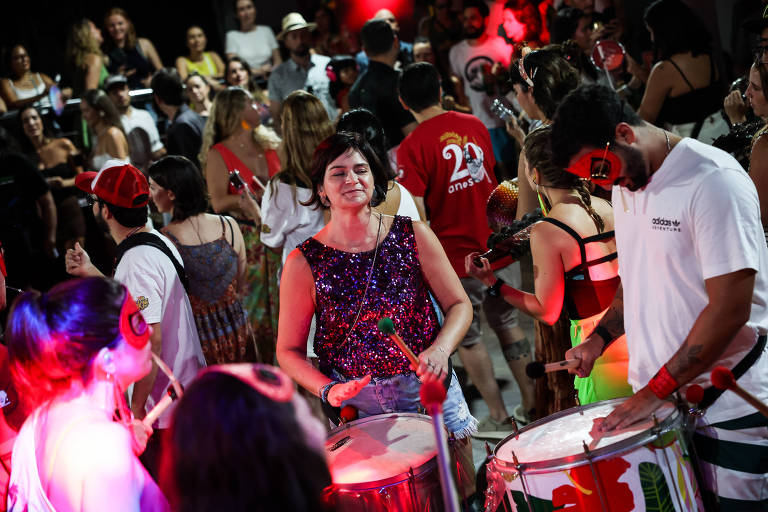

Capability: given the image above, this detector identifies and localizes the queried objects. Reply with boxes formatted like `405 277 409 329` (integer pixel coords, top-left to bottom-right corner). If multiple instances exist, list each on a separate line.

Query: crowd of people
1 0 768 510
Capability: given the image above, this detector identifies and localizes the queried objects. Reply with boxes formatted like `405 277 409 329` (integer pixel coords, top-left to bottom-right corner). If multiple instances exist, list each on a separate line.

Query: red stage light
338 0 413 34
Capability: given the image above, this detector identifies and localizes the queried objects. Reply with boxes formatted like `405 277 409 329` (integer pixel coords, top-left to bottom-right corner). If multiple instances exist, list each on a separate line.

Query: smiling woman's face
319 149 374 210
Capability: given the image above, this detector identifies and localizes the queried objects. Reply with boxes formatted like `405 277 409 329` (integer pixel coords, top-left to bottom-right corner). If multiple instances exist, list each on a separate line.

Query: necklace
663 129 671 155
335 213 383 353
125 225 143 239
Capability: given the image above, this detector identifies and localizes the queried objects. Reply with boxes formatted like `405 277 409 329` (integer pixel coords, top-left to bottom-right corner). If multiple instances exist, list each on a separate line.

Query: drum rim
325 412 440 490
492 398 680 474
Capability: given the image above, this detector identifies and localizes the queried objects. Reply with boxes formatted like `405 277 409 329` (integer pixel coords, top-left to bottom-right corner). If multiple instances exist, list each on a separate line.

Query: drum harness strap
698 334 767 410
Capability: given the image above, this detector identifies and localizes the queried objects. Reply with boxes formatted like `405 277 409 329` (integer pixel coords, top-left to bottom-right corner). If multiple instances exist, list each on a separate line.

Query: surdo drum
322 413 445 511
486 398 703 511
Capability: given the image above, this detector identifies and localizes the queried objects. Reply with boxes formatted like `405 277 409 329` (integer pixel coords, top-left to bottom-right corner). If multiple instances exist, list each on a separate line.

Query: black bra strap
540 217 587 265
583 252 618 267
582 230 616 243
667 58 695 91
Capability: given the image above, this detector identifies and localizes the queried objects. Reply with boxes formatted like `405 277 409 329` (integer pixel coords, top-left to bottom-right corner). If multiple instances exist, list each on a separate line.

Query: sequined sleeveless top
298 215 439 379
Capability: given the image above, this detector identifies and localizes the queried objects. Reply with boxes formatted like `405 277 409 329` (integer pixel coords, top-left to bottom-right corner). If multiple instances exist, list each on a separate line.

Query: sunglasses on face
566 143 623 187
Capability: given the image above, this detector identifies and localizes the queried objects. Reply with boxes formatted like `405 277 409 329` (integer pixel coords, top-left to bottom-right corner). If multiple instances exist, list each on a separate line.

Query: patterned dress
213 143 281 364
163 216 255 364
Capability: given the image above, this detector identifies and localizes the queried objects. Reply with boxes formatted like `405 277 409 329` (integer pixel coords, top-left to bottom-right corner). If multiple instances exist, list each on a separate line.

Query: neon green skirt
570 313 633 405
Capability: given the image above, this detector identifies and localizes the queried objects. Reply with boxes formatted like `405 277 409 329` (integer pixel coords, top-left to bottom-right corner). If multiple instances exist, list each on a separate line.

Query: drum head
495 398 676 471
591 40 626 71
325 413 437 488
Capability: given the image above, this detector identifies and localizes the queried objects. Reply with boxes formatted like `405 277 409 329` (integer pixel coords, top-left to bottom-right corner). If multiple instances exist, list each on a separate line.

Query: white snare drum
322 413 444 511
487 398 703 511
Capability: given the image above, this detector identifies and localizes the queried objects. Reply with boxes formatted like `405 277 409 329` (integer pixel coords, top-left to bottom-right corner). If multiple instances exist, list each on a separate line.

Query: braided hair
523 125 604 233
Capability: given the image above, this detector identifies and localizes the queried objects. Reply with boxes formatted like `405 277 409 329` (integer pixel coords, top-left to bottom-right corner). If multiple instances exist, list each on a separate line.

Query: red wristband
648 365 678 399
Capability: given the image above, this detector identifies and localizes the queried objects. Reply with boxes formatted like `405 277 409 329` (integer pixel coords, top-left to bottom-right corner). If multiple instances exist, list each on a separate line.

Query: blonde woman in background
261 90 333 266
66 19 109 97
200 87 282 364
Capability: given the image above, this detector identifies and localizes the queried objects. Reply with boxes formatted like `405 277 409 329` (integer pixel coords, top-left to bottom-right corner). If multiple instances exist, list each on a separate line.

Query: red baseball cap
75 160 149 208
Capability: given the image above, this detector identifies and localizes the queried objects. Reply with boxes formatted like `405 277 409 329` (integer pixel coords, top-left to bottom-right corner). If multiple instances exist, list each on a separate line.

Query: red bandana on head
566 143 623 188
119 290 149 349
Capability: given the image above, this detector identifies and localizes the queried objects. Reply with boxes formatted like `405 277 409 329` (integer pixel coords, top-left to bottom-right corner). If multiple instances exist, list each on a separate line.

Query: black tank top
656 55 723 125
540 217 619 320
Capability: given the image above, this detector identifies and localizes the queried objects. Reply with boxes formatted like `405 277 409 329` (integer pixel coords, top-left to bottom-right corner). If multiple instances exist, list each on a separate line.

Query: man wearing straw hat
268 12 336 131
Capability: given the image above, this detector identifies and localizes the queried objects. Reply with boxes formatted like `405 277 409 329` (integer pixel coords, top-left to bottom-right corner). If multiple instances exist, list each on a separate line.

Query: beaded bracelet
648 365 678 399
319 381 340 404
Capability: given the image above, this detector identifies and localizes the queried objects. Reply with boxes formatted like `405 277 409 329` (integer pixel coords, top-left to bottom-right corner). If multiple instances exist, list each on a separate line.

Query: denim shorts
331 369 478 439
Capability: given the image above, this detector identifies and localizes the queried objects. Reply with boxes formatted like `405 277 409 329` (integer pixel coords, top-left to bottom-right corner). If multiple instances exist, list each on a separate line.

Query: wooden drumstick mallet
525 359 580 379
142 352 184 427
711 366 768 419
378 317 419 367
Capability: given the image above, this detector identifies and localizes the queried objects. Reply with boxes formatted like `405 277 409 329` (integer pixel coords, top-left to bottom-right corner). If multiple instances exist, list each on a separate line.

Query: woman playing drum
466 125 632 405
276 132 477 498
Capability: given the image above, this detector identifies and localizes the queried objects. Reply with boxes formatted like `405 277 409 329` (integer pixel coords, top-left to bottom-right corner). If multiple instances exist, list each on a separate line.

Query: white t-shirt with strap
114 229 205 429
612 137 768 424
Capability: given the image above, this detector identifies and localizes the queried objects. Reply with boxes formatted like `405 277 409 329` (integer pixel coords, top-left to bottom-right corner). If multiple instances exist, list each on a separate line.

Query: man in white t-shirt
552 84 768 509
65 160 205 474
449 0 514 178
106 75 165 173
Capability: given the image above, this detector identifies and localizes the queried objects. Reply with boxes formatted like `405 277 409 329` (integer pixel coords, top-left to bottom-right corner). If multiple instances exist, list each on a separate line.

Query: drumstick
142 386 181 427
378 317 419 367
525 359 580 379
711 366 768 419
685 384 704 405
142 352 184 427
420 380 461 512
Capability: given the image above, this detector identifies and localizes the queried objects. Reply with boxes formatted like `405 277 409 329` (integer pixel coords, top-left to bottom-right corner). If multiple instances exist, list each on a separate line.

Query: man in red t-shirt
397 62 535 436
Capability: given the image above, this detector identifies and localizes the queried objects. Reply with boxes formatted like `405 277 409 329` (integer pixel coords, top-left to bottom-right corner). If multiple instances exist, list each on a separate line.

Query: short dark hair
644 0 712 59
551 84 643 168
550 7 586 44
303 131 389 209
463 0 490 18
150 68 184 106
361 19 395 57
336 109 395 181
103 201 148 228
148 156 208 222
413 36 430 46
161 371 332 511
507 48 580 119
399 62 441 113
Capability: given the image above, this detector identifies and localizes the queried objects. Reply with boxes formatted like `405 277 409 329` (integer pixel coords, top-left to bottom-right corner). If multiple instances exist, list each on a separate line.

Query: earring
536 184 549 216
241 119 252 131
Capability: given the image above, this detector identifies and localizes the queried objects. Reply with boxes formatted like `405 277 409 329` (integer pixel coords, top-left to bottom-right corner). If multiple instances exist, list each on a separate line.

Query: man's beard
615 144 650 191
292 45 310 57
465 25 485 40
94 206 110 234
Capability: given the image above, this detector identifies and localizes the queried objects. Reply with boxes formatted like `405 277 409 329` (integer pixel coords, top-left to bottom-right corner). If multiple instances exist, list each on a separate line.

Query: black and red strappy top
540 217 620 320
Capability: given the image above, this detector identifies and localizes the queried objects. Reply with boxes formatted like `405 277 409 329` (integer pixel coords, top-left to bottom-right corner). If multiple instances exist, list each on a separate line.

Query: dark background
0 0 427 87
